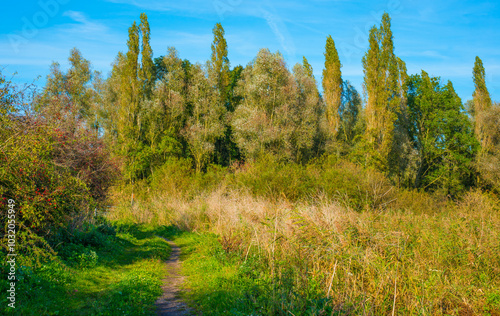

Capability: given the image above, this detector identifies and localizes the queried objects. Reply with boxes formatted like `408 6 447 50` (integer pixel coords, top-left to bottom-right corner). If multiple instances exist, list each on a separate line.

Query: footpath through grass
165 220 500 316
1 222 176 315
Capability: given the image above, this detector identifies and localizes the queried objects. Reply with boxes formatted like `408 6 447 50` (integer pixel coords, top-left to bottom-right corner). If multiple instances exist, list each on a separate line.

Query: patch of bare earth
155 237 193 316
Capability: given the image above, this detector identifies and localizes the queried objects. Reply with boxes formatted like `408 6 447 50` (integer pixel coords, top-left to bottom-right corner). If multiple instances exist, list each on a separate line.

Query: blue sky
1 0 499 103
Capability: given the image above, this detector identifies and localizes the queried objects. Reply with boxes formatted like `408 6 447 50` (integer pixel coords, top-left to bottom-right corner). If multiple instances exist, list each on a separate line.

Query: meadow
107 156 500 315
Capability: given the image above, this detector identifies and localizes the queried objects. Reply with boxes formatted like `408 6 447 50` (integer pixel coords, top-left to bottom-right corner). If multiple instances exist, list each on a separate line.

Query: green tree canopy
406 71 479 195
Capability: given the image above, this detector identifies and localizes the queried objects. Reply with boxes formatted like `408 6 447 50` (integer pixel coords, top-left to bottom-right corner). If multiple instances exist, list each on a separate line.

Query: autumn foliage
0 72 119 259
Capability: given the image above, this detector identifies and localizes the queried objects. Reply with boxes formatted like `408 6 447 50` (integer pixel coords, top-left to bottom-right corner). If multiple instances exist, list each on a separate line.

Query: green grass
1 223 173 315
168 231 333 316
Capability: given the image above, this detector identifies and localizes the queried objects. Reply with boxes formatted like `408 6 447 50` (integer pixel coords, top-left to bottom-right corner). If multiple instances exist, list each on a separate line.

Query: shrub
57 243 99 268
0 78 119 263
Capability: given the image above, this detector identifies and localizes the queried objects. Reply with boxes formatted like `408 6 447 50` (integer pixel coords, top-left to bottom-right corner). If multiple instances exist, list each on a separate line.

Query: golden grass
109 183 500 315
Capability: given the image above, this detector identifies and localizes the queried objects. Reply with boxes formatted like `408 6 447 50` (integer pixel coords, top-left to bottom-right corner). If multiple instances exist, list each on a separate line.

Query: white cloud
62 11 109 34
260 8 296 60
105 0 186 12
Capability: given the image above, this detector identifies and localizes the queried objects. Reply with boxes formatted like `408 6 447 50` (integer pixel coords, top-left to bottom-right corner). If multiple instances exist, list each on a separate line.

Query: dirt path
155 237 192 316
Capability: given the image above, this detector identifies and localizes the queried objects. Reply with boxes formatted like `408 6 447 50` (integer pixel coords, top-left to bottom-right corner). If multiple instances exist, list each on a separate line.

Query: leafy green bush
149 157 194 193
57 243 99 268
1 73 119 265
232 154 316 200
229 154 395 210
96 220 117 237
149 158 228 196
51 221 115 252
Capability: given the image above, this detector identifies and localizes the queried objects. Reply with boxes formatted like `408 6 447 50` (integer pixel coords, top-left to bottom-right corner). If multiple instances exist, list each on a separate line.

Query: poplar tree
139 13 154 98
361 13 402 170
322 35 342 138
207 23 233 165
105 13 156 179
208 23 230 105
472 57 500 191
302 56 314 79
472 56 492 151
118 21 140 147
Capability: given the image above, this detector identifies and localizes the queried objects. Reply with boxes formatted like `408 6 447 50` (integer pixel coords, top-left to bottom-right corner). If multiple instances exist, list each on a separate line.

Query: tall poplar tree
208 23 230 105
472 56 492 151
472 57 500 191
361 13 402 170
139 13 154 99
208 23 236 166
322 35 342 138
119 21 140 147
105 13 156 179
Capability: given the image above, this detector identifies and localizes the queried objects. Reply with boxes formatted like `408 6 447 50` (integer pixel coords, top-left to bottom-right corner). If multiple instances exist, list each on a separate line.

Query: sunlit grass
1 223 171 315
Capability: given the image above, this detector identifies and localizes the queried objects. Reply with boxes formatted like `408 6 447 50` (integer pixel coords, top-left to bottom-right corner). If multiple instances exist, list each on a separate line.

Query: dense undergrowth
109 156 500 315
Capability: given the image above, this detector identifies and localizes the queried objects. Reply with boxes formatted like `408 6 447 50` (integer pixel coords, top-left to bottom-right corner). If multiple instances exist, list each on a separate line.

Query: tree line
33 12 500 196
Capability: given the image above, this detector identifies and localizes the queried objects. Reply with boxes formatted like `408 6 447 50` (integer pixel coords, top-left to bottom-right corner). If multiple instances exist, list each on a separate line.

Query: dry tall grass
109 181 500 315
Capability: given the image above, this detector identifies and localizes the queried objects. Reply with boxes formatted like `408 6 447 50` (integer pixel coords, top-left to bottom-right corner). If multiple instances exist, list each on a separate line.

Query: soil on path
155 237 192 316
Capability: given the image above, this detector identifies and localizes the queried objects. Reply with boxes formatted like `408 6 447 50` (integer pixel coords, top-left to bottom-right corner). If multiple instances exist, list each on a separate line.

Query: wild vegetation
1 11 500 315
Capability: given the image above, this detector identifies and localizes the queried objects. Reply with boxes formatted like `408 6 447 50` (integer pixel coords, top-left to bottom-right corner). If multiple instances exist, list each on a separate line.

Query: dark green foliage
208 24 242 167
153 55 166 80
213 65 244 166
227 65 244 112
338 80 361 145
406 71 479 195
